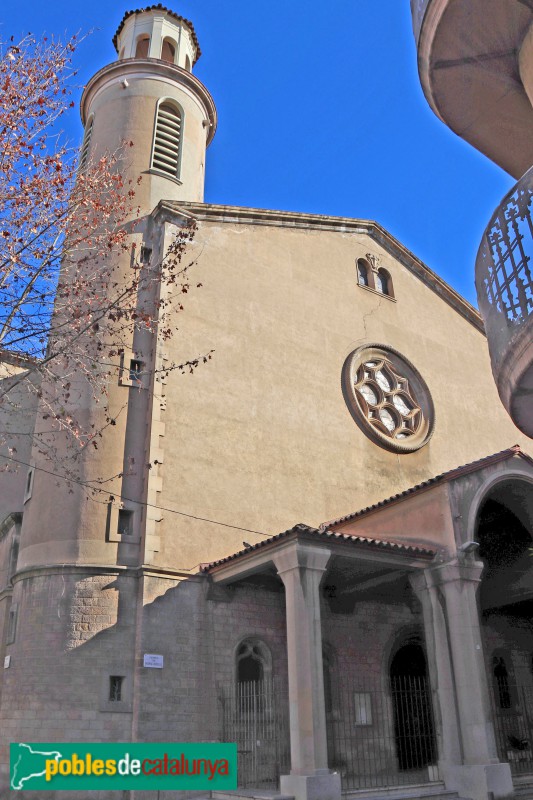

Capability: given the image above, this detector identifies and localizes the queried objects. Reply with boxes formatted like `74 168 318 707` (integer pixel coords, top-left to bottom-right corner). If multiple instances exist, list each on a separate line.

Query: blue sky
1 0 513 306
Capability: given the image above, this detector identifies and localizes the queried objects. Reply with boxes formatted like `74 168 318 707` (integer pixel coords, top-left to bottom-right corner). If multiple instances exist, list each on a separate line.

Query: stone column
411 558 513 800
410 567 462 773
273 542 341 800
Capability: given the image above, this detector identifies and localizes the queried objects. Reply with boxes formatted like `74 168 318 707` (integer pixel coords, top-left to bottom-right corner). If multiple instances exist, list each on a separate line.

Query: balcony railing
476 166 533 433
411 0 430 43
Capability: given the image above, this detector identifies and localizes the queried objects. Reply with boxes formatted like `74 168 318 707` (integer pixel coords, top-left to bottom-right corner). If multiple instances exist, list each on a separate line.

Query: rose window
343 345 434 453
355 359 422 442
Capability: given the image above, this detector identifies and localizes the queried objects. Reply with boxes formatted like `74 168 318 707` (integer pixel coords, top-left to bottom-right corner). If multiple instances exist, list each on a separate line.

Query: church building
0 4 532 800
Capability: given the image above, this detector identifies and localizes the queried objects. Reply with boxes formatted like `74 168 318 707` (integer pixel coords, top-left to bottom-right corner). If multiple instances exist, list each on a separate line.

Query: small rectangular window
7 604 18 645
140 246 152 264
117 509 133 536
119 351 146 389
109 676 124 702
24 467 34 503
129 359 143 384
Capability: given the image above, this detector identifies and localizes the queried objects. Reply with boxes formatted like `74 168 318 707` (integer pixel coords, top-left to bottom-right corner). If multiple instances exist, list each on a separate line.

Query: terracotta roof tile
201 523 436 574
113 5 201 60
321 445 530 530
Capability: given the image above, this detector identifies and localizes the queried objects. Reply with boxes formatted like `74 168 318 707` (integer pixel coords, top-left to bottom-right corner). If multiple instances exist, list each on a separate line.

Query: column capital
411 554 499 772
410 558 483 595
273 541 331 577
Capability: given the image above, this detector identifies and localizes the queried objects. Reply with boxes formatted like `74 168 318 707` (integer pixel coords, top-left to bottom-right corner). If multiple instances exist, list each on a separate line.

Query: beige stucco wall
82 64 214 208
153 213 529 572
0 370 38 526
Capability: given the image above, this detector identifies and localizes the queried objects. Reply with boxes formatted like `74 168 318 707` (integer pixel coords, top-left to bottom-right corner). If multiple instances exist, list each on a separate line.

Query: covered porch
204 447 533 800
205 528 502 800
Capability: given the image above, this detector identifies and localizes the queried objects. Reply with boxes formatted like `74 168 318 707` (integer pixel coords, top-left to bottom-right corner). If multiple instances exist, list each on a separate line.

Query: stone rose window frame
342 344 435 453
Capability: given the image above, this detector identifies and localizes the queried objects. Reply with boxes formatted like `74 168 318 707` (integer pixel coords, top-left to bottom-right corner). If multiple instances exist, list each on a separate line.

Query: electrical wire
2 452 272 539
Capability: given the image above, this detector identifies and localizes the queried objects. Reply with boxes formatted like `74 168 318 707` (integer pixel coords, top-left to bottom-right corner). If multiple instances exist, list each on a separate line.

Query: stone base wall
322 597 421 684
0 572 289 798
0 570 138 797
0 568 429 799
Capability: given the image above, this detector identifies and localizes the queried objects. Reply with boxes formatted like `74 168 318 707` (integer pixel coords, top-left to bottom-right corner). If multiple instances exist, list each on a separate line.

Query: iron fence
492 685 533 777
327 676 439 790
218 679 290 789
219 675 440 792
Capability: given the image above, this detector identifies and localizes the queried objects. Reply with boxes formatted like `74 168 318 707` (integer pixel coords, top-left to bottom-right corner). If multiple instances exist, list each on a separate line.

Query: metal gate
492 685 533 776
327 677 439 790
218 679 290 789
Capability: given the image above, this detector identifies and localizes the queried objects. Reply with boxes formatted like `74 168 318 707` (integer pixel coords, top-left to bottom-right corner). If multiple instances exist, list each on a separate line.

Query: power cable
2 452 272 540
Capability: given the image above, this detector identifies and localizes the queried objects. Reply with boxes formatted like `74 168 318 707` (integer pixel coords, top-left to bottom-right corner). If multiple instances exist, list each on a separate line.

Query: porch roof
322 445 532 530
201 522 436 580
202 445 533 584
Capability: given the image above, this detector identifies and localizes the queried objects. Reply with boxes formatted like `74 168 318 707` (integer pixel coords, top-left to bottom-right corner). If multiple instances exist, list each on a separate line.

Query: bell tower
80 5 216 209
0 10 217 793
14 4 218 576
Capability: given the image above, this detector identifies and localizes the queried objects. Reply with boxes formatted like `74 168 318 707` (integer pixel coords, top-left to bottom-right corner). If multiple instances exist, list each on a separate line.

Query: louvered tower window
151 103 182 179
79 117 94 171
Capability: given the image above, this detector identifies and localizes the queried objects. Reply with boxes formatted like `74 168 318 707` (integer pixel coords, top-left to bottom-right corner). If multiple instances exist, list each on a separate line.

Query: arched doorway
475 481 533 615
390 638 436 771
475 479 533 775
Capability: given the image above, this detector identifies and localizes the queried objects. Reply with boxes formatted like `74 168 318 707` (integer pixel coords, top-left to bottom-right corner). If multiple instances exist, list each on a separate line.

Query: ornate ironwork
476 166 533 376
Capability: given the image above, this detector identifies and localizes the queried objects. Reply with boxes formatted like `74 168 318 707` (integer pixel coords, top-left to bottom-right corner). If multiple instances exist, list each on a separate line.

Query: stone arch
135 34 150 58
161 37 177 64
356 257 372 288
234 636 272 686
465 468 533 546
376 267 394 298
469 475 533 614
388 629 436 770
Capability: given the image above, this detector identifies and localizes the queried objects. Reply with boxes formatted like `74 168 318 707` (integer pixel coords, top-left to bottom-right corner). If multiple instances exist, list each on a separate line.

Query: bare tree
0 33 209 480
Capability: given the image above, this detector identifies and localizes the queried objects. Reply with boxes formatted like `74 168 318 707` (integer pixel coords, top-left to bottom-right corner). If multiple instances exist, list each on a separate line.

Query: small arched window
119 47 125 60
151 102 182 179
135 35 150 58
236 639 270 685
79 116 94 171
376 268 394 297
493 656 512 709
185 54 191 72
235 638 271 713
357 259 370 287
161 38 176 64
